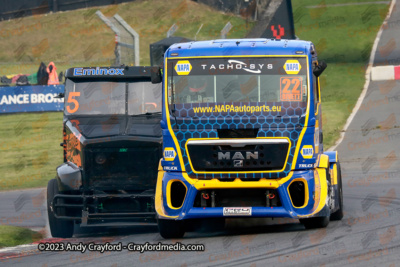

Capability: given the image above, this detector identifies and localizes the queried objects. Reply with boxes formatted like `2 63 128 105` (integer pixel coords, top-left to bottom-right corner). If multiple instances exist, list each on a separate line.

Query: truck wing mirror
151 67 162 84
313 60 327 77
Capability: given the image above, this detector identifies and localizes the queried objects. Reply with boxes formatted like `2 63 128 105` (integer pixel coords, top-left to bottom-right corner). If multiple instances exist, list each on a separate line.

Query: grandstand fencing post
167 23 179 38
221 22 232 39
96 10 122 65
53 0 58 12
115 34 121 66
113 14 140 66
194 24 203 41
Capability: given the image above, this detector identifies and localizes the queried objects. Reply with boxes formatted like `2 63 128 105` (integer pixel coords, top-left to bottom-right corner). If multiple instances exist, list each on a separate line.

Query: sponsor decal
200 59 272 74
0 85 64 114
280 77 303 102
73 67 124 76
299 164 314 168
66 132 82 167
163 147 176 161
169 57 305 76
174 60 192 75
301 145 314 159
0 93 63 105
223 207 252 216
284 60 302 74
193 104 282 114
163 166 178 171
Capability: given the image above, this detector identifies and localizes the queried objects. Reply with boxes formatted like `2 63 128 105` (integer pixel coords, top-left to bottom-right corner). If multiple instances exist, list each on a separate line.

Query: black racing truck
47 66 162 238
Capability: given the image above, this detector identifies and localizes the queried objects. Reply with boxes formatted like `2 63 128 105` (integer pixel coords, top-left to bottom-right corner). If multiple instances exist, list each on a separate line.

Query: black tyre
47 179 74 238
158 219 185 239
300 216 329 229
330 161 344 221
205 218 225 231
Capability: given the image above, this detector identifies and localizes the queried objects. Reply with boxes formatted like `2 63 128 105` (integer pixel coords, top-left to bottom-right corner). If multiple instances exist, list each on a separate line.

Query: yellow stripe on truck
155 162 178 219
194 178 280 190
331 163 338 185
298 168 328 218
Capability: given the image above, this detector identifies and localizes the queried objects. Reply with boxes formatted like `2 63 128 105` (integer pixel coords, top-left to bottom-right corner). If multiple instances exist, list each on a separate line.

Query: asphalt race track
1 4 400 267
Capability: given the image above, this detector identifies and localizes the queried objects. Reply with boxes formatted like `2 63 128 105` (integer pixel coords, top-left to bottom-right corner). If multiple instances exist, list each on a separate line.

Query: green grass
0 0 252 190
292 0 389 146
0 225 43 248
0 112 63 190
0 0 390 190
0 0 252 76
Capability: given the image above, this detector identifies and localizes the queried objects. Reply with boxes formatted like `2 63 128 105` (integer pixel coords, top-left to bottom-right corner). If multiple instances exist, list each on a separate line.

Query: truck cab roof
166 39 316 58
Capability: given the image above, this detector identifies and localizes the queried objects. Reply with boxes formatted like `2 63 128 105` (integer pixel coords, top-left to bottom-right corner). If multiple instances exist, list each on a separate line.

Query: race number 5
280 77 303 102
66 92 80 113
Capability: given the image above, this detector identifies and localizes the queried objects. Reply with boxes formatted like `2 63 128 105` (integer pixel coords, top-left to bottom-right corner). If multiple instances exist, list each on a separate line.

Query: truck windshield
64 79 161 115
167 57 308 116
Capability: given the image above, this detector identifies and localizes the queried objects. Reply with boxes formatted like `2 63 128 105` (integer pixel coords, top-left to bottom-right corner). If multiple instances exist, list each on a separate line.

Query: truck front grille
85 145 161 190
186 138 290 172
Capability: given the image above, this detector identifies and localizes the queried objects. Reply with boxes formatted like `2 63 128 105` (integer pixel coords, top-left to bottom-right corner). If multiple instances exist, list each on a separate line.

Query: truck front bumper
51 192 157 226
155 168 330 220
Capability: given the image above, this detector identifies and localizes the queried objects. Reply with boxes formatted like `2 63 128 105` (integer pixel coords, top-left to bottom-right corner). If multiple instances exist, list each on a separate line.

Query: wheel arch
324 151 338 163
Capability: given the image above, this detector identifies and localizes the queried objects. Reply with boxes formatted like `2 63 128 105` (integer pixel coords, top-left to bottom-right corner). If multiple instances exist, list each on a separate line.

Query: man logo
218 151 258 160
234 160 243 167
218 151 258 167
284 60 302 75
174 60 192 75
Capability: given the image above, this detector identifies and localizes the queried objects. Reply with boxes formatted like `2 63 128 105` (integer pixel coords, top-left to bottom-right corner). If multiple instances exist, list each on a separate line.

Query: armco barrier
0 85 64 114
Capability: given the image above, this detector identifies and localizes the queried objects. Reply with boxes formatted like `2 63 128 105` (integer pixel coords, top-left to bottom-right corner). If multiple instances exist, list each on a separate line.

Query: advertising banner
0 85 64 114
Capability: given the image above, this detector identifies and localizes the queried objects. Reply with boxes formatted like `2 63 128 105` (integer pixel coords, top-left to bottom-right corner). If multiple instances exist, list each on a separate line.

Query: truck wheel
300 216 329 229
205 218 225 231
47 179 74 238
158 219 185 239
330 162 344 220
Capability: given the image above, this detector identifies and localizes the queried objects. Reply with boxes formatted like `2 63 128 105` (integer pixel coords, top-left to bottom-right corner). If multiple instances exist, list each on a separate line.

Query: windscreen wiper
130 111 162 117
170 62 177 115
169 62 178 129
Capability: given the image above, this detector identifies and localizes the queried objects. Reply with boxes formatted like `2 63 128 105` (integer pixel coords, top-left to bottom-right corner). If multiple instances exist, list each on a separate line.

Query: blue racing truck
155 39 343 238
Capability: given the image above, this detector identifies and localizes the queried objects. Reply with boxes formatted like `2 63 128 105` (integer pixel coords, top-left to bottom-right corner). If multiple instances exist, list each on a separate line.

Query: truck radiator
186 138 289 172
85 145 161 190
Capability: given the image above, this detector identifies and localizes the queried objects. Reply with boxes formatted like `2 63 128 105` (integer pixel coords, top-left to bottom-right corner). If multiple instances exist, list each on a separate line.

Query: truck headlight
95 153 107 165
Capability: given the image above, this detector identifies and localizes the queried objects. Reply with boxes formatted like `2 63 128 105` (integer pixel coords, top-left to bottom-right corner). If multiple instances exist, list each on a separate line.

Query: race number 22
280 77 303 102
66 92 80 113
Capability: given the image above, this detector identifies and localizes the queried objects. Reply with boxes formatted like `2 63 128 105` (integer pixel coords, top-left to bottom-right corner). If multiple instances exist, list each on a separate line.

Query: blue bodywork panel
324 151 338 163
